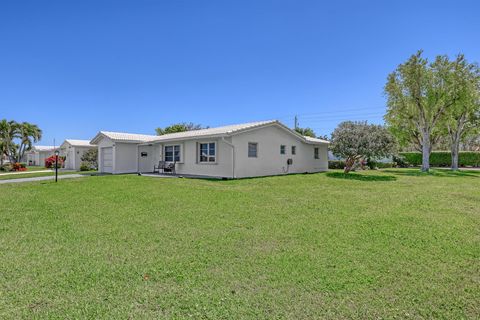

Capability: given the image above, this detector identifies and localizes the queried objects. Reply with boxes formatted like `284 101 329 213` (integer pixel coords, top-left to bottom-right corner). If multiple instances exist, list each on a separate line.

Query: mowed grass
0 170 479 319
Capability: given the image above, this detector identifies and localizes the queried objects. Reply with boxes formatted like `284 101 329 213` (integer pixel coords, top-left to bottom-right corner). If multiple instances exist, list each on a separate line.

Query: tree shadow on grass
382 168 480 178
326 172 397 182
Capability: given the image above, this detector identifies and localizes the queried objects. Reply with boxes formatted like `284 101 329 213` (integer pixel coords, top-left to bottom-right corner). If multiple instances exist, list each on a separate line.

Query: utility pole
294 115 298 130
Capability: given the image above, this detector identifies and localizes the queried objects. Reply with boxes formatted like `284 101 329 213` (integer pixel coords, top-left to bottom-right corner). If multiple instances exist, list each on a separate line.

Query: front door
138 145 153 173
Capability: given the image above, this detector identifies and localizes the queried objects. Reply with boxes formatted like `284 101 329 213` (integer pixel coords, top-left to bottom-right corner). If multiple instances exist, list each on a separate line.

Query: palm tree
0 119 19 163
16 122 42 162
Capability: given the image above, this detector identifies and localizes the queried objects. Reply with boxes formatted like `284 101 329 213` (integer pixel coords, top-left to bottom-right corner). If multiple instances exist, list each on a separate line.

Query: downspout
221 136 235 179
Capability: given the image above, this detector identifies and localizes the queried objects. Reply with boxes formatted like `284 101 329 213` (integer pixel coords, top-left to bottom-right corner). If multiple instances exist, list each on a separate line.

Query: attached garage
90 131 157 174
101 147 113 173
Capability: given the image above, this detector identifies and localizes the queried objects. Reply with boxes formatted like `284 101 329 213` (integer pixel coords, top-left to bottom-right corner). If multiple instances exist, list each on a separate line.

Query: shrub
11 162 27 171
399 152 480 167
79 161 91 171
393 155 410 168
0 163 13 172
81 149 98 170
375 162 396 169
329 160 345 169
45 155 64 169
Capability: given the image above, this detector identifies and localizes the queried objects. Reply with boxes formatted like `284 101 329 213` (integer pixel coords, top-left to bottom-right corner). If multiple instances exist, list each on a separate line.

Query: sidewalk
0 170 51 176
0 174 86 184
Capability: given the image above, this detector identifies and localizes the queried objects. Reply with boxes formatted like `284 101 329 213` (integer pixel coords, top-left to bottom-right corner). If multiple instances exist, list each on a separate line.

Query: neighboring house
90 120 329 178
60 139 97 170
26 146 57 166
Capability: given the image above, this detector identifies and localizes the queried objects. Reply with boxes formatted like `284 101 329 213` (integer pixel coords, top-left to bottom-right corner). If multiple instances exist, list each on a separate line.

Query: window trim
164 144 181 162
248 142 258 158
280 145 286 155
314 147 319 159
291 145 296 155
198 141 217 164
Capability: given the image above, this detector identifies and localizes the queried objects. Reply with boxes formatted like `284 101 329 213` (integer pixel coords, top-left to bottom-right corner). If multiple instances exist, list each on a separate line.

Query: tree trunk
451 135 460 171
421 130 430 172
344 157 355 174
451 144 459 170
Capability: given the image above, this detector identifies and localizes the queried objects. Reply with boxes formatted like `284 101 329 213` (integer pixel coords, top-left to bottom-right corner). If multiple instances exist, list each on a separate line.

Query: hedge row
328 160 396 170
399 151 480 167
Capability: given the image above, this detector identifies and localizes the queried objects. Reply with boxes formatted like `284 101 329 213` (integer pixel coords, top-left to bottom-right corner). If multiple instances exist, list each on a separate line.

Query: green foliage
384 51 477 171
328 160 345 169
79 161 92 171
392 155 410 168
0 119 42 163
294 127 316 138
400 151 480 167
0 173 479 318
155 122 205 136
80 149 98 169
331 121 397 173
0 163 13 172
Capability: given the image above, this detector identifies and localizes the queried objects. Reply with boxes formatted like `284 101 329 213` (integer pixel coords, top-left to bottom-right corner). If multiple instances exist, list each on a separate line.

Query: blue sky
1 0 479 145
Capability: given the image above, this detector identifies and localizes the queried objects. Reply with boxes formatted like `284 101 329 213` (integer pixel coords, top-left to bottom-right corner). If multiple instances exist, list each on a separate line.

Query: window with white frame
199 142 216 162
314 147 319 159
165 145 180 162
280 145 286 155
291 145 296 155
248 142 258 158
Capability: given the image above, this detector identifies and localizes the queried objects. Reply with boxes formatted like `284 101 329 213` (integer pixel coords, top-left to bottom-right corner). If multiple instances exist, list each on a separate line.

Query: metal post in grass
54 150 59 182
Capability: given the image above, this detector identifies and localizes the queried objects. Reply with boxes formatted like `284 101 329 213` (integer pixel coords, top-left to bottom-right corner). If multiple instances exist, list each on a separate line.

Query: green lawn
25 166 51 172
0 169 479 319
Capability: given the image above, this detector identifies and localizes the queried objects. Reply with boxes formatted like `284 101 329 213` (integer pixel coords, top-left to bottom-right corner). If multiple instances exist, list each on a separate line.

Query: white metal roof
146 120 277 142
304 136 330 144
90 131 158 144
91 120 329 145
63 139 96 147
32 145 56 152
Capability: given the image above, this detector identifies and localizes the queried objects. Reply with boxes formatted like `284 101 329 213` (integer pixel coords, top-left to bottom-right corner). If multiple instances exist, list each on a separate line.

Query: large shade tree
440 58 480 170
331 121 396 173
385 51 469 172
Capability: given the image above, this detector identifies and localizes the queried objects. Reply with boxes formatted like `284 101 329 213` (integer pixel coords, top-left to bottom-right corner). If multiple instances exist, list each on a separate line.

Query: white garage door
102 147 113 173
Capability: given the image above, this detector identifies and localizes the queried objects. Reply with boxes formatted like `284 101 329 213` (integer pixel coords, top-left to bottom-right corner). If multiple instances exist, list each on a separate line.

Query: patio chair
153 161 166 173
164 161 176 175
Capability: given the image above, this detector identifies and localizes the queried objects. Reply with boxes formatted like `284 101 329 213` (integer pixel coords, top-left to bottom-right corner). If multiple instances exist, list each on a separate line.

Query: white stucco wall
114 142 139 174
137 139 234 178
232 125 328 178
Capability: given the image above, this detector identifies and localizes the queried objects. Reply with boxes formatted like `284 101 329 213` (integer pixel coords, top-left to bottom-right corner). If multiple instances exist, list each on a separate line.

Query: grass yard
0 169 479 319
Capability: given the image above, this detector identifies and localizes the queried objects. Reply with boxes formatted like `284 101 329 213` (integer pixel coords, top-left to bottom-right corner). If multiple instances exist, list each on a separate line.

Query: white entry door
138 145 153 173
102 147 113 173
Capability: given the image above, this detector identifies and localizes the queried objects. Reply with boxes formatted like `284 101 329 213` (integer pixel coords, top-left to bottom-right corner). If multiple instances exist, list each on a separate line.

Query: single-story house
90 120 329 178
26 146 57 166
60 139 97 170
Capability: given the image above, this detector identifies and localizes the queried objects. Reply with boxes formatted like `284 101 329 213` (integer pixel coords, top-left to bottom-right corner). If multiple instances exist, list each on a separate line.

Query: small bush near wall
80 161 92 171
399 152 480 167
328 160 345 169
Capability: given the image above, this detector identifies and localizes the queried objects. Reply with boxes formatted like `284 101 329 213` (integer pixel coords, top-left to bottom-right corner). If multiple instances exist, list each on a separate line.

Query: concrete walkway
0 174 86 184
0 170 51 176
